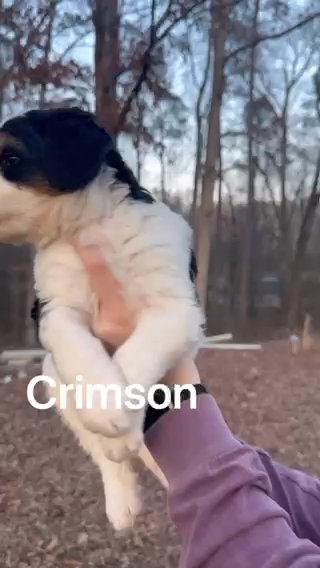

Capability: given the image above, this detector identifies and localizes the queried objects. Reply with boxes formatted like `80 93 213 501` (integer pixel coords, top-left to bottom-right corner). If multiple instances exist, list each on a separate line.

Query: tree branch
59 19 92 60
255 160 280 226
116 0 157 133
226 11 320 62
116 0 207 133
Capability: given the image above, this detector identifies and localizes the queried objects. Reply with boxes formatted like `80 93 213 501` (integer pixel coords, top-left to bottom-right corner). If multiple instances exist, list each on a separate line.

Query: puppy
0 107 204 530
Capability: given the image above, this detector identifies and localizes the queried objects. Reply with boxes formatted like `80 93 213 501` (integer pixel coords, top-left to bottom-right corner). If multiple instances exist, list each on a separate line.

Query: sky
6 0 317 205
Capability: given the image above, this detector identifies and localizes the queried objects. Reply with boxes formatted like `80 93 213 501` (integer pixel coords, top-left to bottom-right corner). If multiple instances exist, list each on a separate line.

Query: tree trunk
210 129 223 308
191 37 211 233
135 99 143 183
160 144 166 203
229 213 239 318
136 144 142 184
196 0 228 310
288 154 320 329
279 100 290 309
39 1 56 109
239 0 260 328
93 0 120 138
215 153 223 269
0 59 4 123
191 114 203 232
0 0 5 121
280 106 288 238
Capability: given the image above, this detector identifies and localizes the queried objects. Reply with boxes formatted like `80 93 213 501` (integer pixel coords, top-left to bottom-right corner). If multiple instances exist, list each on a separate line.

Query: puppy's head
0 107 112 194
0 108 115 243
0 107 153 244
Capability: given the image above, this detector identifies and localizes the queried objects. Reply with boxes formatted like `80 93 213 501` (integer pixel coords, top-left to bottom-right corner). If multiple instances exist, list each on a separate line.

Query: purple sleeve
145 395 320 568
257 449 320 547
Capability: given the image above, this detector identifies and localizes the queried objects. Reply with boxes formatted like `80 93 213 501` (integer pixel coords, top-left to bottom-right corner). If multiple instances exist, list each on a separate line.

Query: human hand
74 243 200 386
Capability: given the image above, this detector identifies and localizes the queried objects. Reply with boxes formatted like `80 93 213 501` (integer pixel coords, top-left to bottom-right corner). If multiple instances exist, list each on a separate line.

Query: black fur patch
2 108 113 192
189 250 198 283
105 148 155 204
1 107 155 204
30 298 47 339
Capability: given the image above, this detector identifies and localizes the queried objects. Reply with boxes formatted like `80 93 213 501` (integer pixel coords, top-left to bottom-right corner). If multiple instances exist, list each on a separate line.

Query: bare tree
189 28 211 232
133 97 144 183
288 153 320 328
196 0 229 309
287 64 320 327
226 10 320 61
239 0 260 326
252 30 318 312
39 0 58 108
116 0 207 134
93 0 120 136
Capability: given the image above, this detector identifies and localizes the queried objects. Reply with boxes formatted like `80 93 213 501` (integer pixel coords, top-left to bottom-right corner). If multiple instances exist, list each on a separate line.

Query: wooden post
302 313 313 352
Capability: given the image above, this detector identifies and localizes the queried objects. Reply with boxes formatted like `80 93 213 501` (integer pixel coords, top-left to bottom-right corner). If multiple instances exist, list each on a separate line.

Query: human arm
145 395 320 567
75 243 320 567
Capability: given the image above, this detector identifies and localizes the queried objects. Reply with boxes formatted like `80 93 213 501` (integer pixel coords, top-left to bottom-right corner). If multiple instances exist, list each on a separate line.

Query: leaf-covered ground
1 341 320 567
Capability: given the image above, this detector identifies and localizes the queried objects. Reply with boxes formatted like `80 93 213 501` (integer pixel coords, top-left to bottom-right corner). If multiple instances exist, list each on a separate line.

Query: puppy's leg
43 354 141 530
40 306 142 449
101 459 141 531
113 301 202 445
113 301 202 390
139 444 168 489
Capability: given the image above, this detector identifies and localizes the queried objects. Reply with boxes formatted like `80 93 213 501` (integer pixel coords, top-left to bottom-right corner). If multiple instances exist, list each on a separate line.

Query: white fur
0 169 204 530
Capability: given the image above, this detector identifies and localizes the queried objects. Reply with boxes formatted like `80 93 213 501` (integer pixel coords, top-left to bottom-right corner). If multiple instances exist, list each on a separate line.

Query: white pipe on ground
202 343 262 351
0 349 46 363
205 334 233 343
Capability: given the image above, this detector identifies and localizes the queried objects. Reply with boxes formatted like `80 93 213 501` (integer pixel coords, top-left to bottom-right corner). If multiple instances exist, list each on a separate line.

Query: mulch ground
1 340 320 567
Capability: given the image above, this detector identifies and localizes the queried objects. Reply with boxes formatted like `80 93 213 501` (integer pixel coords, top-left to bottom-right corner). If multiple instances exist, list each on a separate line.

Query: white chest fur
34 198 196 319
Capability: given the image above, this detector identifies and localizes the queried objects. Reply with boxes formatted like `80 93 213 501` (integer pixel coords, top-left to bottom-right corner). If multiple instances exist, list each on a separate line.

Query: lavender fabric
145 395 320 567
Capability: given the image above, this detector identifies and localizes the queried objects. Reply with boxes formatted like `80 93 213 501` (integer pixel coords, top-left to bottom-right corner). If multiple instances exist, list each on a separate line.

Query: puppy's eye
1 149 22 168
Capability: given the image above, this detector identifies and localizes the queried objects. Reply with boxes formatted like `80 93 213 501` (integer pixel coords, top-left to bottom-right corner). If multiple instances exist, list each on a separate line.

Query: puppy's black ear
105 148 155 204
26 108 113 192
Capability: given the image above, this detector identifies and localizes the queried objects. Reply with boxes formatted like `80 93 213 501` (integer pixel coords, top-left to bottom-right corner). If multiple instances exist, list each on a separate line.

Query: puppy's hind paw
106 484 141 531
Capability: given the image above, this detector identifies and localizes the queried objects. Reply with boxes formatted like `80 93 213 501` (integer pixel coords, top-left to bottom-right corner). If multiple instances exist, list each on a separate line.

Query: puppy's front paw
101 429 143 462
81 402 131 438
100 408 145 462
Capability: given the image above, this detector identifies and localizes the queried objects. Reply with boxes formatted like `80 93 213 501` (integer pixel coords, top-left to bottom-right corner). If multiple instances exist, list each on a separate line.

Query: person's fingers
163 357 200 386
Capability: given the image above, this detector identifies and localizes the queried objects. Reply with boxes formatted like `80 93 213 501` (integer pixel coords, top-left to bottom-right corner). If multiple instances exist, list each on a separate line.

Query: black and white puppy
0 107 204 530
